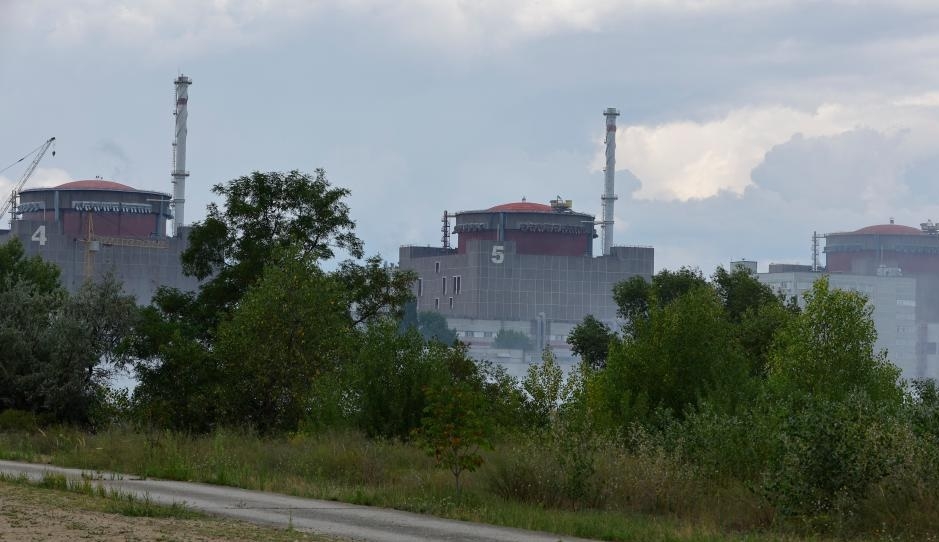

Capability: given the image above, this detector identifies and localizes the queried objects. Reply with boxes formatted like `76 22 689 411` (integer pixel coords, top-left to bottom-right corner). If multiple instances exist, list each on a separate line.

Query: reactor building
758 220 939 381
399 109 654 372
0 75 199 303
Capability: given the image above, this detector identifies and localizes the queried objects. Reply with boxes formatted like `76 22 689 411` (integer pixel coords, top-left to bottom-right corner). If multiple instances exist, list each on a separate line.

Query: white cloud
601 97 939 202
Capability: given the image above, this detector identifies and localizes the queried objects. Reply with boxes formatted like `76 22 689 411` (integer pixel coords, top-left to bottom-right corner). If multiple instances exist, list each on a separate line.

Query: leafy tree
493 329 534 351
132 169 415 432
613 267 706 337
712 265 780 322
593 285 751 429
214 252 353 433
336 257 415 326
767 277 903 407
179 169 365 327
351 320 448 438
0 238 60 293
522 348 565 427
712 265 799 377
759 278 907 516
418 378 493 498
567 315 614 369
0 274 137 425
611 275 650 332
413 311 457 344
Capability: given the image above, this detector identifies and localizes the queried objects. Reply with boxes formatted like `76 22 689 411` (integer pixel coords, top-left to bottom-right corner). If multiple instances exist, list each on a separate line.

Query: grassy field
0 475 335 541
0 427 918 542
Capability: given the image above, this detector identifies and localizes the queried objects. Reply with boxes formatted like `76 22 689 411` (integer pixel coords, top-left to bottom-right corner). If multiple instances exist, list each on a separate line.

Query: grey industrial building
0 179 199 303
757 221 939 381
399 199 653 373
1 75 199 304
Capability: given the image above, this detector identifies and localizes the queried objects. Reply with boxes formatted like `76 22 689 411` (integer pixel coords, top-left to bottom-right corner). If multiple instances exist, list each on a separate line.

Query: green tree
0 238 60 293
179 169 364 328
712 264 779 322
0 274 137 425
132 169 415 431
712 265 798 377
351 320 449 438
593 285 751 429
613 267 706 337
522 348 565 427
493 329 534 351
759 278 907 516
414 311 457 344
567 315 614 369
418 379 493 498
767 277 903 406
214 252 353 433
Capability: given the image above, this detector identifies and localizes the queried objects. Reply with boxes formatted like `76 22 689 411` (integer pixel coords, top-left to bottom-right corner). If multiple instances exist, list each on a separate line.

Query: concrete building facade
1 179 200 303
399 200 653 375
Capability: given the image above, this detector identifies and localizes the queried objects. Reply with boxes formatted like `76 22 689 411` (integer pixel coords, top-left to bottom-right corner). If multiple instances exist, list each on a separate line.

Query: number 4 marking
31 225 47 246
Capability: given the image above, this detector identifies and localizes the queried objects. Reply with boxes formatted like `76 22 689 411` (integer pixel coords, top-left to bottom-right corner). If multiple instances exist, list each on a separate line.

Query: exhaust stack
171 74 192 236
601 107 619 256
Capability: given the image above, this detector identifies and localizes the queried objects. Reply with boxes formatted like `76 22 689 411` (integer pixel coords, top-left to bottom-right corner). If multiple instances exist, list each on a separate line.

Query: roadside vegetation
1 168 937 541
0 476 332 541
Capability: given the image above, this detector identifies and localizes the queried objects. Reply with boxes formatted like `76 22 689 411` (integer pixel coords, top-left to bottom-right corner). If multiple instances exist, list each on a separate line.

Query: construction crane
1 137 56 224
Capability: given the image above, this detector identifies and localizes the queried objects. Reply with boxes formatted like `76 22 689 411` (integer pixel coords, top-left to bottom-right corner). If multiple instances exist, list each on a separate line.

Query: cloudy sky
4 0 939 273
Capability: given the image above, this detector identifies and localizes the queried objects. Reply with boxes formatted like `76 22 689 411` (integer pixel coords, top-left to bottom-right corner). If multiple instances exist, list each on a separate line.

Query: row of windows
417 276 462 297
432 297 456 310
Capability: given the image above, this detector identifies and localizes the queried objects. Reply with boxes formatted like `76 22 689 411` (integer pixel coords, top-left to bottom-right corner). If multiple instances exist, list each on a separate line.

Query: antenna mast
171 74 192 237
601 108 619 256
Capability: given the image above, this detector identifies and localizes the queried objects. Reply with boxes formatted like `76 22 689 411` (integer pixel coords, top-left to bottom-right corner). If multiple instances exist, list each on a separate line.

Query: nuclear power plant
0 75 200 303
399 109 654 372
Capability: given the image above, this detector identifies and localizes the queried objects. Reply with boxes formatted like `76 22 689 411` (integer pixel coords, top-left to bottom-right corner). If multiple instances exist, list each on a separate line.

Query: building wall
1 218 200 304
401 239 652 324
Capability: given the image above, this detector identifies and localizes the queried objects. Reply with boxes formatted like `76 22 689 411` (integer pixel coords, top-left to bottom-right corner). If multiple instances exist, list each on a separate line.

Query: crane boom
2 137 56 222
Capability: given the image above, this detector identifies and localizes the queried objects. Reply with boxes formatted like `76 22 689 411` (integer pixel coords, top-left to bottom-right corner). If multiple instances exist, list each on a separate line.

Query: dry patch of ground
0 480 337 542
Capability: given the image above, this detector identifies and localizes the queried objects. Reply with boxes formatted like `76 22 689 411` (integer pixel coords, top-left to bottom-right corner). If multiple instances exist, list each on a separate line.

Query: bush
0 409 40 432
760 392 905 520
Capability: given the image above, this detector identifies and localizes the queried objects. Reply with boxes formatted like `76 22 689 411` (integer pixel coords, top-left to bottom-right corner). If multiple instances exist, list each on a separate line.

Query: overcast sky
4 0 939 273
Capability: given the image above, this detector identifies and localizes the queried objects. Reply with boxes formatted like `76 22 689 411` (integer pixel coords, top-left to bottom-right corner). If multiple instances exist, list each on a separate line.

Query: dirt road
0 460 593 542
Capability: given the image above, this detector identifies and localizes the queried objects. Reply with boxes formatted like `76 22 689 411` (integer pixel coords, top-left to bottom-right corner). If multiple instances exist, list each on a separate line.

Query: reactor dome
16 179 173 238
453 198 596 257
825 221 939 275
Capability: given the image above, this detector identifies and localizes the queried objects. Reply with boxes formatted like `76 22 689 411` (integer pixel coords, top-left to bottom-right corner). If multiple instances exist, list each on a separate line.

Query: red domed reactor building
1 75 199 303
761 220 939 381
0 178 199 302
399 198 653 372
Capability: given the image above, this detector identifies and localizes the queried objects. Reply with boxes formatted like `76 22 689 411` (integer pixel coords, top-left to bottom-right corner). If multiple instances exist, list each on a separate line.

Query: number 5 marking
491 245 504 264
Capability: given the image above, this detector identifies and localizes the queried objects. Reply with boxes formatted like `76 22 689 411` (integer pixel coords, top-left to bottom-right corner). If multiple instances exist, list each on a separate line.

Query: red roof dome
488 202 553 212
852 224 924 235
55 180 136 191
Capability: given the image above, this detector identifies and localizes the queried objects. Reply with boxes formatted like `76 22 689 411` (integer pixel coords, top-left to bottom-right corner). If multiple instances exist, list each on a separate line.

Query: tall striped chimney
172 74 192 237
601 107 619 256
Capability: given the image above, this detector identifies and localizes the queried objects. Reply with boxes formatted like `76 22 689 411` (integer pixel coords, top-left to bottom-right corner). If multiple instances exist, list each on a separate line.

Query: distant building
0 179 199 303
399 200 653 375
758 221 939 381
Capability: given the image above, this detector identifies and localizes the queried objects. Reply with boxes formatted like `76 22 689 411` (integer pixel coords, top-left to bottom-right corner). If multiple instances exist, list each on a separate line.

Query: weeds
0 471 199 519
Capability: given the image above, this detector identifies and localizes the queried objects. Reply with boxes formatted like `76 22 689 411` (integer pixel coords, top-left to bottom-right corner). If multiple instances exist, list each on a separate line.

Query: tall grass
0 426 921 541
